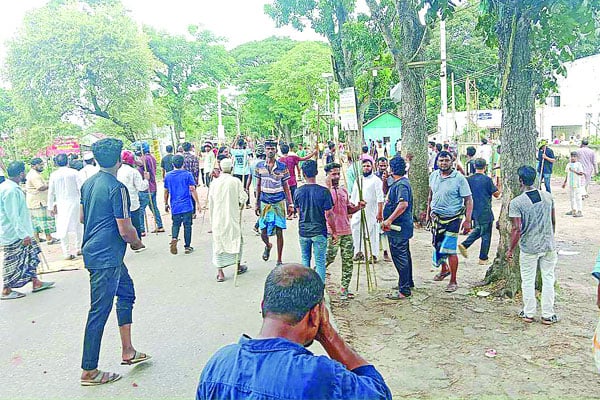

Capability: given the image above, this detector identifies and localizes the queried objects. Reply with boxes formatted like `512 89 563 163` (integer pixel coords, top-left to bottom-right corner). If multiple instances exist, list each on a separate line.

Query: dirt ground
327 178 600 399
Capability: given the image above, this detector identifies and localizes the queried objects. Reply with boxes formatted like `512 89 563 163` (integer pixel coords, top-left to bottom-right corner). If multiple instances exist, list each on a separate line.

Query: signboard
46 137 80 156
217 124 225 140
478 112 493 120
151 139 162 165
339 87 359 131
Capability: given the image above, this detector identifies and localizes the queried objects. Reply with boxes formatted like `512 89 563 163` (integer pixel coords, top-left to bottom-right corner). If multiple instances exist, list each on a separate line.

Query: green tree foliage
5 0 154 142
146 26 235 138
0 89 17 136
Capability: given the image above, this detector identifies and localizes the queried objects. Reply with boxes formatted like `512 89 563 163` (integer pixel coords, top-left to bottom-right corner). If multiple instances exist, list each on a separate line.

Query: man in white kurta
77 152 100 189
350 158 384 261
209 158 249 282
48 154 83 260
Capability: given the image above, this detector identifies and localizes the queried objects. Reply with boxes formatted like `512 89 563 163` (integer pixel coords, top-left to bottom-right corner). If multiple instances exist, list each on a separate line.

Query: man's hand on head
315 302 336 345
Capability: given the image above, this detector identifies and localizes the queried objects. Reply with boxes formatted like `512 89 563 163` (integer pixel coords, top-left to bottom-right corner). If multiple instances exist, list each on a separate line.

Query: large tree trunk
366 0 429 217
484 2 537 296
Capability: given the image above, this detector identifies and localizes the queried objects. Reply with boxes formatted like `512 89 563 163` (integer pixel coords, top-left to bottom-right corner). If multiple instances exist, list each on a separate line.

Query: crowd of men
1 133 598 396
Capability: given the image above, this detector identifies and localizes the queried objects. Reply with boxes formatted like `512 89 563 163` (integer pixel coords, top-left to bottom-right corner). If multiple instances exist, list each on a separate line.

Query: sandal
237 265 248 275
121 351 152 366
386 291 408 300
1 290 26 300
170 239 178 255
262 244 272 261
32 281 55 293
433 271 451 281
519 311 534 323
80 370 121 386
445 283 458 293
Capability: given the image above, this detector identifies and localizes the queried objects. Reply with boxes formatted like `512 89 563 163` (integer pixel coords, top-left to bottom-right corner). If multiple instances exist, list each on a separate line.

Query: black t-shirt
294 184 333 238
81 171 129 269
161 154 174 173
383 177 414 240
467 173 498 223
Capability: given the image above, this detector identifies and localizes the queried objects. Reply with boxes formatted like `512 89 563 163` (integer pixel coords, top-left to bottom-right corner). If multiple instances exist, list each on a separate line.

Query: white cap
83 151 94 161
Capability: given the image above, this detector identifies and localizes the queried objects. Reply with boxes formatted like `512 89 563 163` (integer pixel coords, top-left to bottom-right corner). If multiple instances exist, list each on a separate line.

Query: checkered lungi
30 206 56 235
3 239 40 288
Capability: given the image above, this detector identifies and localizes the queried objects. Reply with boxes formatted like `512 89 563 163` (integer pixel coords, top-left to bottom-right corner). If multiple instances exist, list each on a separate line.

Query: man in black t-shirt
458 158 500 267
161 145 175 179
79 138 150 386
294 160 334 283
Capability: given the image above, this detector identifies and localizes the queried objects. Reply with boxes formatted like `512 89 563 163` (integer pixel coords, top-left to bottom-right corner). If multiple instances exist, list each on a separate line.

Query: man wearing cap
80 138 149 386
1 161 55 300
48 153 84 260
117 151 149 238
203 143 217 188
209 157 248 281
254 140 294 266
350 158 384 262
78 151 99 189
26 158 58 244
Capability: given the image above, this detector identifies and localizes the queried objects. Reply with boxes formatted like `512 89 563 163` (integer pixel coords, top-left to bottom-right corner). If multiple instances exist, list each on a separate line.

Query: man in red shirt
324 162 365 300
278 143 316 218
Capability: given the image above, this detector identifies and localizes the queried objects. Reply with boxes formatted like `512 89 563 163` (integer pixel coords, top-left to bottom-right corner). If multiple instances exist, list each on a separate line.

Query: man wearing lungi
427 151 473 293
1 161 54 300
25 157 58 244
254 140 294 267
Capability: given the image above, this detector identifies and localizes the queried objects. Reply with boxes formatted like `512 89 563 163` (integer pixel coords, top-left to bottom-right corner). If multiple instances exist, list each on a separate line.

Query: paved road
0 199 322 399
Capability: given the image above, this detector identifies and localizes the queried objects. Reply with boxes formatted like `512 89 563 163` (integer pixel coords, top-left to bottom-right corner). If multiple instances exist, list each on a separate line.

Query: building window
550 95 561 107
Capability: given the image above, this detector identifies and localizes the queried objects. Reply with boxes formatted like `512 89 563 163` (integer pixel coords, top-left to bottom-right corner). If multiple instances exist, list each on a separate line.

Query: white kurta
350 174 384 257
48 167 83 255
209 173 248 256
117 164 148 211
77 164 99 189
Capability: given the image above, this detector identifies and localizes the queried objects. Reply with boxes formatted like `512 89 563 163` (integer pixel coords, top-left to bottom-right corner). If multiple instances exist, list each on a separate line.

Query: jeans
81 264 135 370
131 208 142 239
138 191 163 232
541 173 552 193
388 235 414 295
519 250 557 318
172 212 193 248
461 220 493 260
288 185 297 212
234 174 251 206
299 235 328 282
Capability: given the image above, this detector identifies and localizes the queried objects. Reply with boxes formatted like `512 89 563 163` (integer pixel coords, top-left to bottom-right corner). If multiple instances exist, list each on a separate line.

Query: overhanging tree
6 0 155 142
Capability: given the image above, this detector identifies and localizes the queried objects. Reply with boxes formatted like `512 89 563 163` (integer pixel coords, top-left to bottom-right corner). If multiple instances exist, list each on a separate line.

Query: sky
0 0 326 64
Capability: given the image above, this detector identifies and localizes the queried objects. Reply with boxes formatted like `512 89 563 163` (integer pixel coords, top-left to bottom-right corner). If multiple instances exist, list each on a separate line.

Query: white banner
339 87 358 131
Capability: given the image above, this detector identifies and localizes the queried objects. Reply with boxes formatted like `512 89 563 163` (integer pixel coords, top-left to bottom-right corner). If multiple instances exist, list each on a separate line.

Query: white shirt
477 144 493 163
77 163 99 189
350 174 384 223
117 164 148 211
47 166 81 238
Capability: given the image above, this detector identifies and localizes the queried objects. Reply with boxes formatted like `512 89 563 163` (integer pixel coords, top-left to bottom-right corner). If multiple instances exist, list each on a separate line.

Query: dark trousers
205 173 212 188
461 220 493 260
388 235 414 295
138 191 163 232
200 169 205 185
234 174 251 206
81 264 135 370
172 212 193 248
289 185 297 212
131 208 142 239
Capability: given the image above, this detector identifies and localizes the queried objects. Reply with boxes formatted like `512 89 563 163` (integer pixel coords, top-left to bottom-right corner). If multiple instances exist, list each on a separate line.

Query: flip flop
445 283 458 293
121 351 152 366
262 245 272 261
32 281 55 293
386 292 408 300
237 265 248 275
1 290 26 300
433 271 451 281
80 370 121 386
47 239 60 245
216 275 225 282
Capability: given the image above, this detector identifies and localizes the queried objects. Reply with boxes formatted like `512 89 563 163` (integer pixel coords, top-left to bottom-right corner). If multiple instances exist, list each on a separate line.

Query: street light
321 72 334 141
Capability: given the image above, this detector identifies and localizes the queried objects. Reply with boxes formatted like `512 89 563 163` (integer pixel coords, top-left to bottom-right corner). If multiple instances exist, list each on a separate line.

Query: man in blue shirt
382 156 414 299
80 138 150 386
537 140 555 193
197 264 392 399
427 151 473 293
293 160 334 282
164 154 199 255
231 138 253 208
458 158 500 267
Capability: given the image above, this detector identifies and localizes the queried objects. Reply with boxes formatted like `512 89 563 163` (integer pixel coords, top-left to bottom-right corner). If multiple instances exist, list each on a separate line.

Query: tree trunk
484 2 537 296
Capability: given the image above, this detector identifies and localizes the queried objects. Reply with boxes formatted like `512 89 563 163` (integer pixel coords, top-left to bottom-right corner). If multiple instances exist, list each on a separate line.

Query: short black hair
377 157 387 163
262 264 324 325
473 158 487 170
218 146 227 155
264 140 277 148
436 143 443 152
280 143 290 154
30 158 43 166
7 161 25 178
437 150 452 160
328 142 335 150
570 151 578 157
166 145 173 153
443 143 449 150
182 142 192 152
517 165 536 186
217 154 228 161
92 138 123 168
237 139 245 148
301 160 318 178
362 145 369 153
172 154 184 169
389 155 406 176
324 162 341 173
466 146 476 157
289 142 296 149
429 141 436 147
582 139 589 146
481 138 488 145
84 159 94 165
55 154 68 167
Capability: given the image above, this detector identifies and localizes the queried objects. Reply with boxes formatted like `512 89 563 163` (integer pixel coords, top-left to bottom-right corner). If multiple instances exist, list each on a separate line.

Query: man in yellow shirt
25 158 58 244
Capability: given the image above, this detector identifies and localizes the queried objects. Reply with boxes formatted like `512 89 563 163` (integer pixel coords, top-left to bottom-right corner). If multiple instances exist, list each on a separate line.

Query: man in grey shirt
427 151 473 293
507 165 558 325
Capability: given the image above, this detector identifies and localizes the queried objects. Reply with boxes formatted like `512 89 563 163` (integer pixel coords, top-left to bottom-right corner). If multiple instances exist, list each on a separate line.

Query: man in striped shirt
254 140 294 266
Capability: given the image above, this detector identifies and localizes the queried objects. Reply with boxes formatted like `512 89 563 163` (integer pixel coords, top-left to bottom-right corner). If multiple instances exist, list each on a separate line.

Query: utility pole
451 72 456 138
217 82 224 141
440 20 448 141
235 96 241 137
